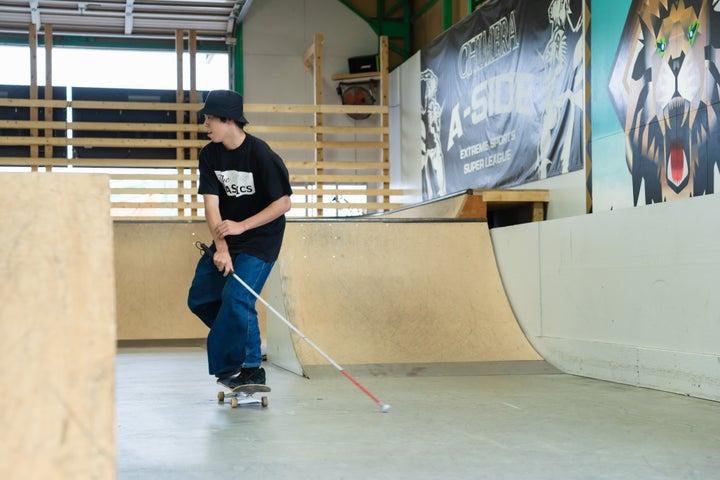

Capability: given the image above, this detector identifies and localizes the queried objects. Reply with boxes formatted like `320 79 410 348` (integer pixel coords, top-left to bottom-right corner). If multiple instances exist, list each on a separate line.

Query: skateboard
217 384 271 408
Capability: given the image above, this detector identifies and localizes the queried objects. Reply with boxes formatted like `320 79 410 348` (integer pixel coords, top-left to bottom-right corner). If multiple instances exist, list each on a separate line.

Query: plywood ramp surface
0 173 116 479
276 220 541 369
114 222 210 341
380 192 467 218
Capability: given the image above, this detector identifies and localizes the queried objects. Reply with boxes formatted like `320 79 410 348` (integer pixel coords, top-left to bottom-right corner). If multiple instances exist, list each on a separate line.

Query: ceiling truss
0 0 253 46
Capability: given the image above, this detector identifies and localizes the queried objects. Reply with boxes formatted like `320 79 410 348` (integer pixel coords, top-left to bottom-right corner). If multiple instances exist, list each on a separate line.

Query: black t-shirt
198 133 292 261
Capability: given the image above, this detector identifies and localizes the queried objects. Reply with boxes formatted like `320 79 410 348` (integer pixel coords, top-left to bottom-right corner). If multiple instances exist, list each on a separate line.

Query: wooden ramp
266 219 548 377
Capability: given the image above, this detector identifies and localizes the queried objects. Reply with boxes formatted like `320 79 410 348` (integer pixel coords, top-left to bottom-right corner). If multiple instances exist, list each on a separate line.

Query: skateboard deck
217 383 271 408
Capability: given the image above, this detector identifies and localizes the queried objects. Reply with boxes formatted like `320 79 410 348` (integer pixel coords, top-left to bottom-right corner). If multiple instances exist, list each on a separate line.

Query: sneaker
238 367 266 386
216 368 242 389
216 375 239 389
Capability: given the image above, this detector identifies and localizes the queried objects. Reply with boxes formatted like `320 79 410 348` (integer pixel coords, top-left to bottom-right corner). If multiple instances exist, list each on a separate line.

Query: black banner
420 0 584 199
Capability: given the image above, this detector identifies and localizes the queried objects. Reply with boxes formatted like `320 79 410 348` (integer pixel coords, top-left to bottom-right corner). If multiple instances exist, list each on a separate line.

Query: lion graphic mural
608 0 720 205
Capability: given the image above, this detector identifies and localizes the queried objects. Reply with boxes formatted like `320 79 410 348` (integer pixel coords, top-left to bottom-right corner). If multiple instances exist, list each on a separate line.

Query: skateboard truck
217 384 271 408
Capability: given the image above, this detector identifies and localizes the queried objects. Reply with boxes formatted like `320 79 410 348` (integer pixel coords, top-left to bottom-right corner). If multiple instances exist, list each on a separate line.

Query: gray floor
117 347 720 480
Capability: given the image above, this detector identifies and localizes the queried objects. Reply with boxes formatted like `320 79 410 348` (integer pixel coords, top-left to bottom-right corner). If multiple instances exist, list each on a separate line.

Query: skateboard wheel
217 391 225 402
230 397 238 408
261 396 269 407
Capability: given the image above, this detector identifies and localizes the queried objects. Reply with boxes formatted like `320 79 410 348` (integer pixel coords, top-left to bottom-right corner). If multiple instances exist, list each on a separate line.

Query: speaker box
348 55 378 74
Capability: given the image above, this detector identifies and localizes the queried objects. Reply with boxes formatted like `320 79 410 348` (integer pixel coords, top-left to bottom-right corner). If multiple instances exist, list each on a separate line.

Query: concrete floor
117 347 720 479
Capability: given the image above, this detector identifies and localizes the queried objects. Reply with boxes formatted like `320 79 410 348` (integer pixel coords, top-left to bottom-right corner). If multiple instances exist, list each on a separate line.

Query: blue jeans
187 252 274 377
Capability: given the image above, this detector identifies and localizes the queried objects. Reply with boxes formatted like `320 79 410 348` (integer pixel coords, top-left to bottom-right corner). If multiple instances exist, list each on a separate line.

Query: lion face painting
608 0 720 205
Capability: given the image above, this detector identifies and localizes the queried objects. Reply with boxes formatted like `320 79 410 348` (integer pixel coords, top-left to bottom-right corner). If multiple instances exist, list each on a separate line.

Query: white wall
242 0 381 164
389 52 423 203
242 0 377 104
521 170 587 219
492 195 720 402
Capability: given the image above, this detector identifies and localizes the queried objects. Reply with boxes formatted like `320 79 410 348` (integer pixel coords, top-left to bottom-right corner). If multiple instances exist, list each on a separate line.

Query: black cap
198 90 248 124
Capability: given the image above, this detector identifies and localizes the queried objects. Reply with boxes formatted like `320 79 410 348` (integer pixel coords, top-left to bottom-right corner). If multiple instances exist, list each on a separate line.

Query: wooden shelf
331 72 380 81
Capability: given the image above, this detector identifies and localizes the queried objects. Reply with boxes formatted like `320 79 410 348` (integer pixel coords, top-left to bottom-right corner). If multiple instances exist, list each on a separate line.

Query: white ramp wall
492 196 720 402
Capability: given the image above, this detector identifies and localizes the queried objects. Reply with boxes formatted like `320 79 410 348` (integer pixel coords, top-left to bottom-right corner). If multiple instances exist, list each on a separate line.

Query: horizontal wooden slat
109 188 401 197
247 125 387 135
111 201 401 210
0 157 196 167
0 157 68 167
0 136 206 148
331 72 381 81
243 104 387 114
110 173 197 181
0 157 389 171
286 161 389 170
0 136 386 150
110 173 400 188
0 99 388 115
111 188 197 194
269 141 387 149
290 174 389 183
108 173 393 183
113 216 206 221
73 159 196 168
291 202 402 209
291 188 404 196
0 119 205 132
0 120 388 136
112 201 205 209
108 172 393 185
0 98 199 110
0 98 69 108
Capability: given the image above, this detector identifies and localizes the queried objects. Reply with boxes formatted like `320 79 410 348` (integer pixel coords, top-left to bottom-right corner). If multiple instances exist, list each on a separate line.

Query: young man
188 90 292 388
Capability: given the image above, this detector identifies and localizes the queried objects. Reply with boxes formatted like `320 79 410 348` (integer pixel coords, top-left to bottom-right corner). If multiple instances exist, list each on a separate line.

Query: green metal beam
0 34 227 52
443 0 453 30
338 0 412 63
232 23 243 94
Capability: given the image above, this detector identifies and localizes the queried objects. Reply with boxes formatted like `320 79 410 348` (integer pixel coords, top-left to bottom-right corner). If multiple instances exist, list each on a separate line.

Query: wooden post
29 23 38 172
303 33 325 216
313 33 324 216
379 36 389 209
44 24 53 171
176 29 185 217
188 30 199 218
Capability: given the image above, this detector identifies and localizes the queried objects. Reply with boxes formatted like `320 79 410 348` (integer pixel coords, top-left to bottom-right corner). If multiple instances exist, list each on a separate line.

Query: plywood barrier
113 222 209 341
0 173 116 479
113 221 277 347
271 220 543 374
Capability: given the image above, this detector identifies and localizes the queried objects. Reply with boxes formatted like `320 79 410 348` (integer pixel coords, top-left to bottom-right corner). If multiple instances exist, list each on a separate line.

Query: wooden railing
0 97 405 220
